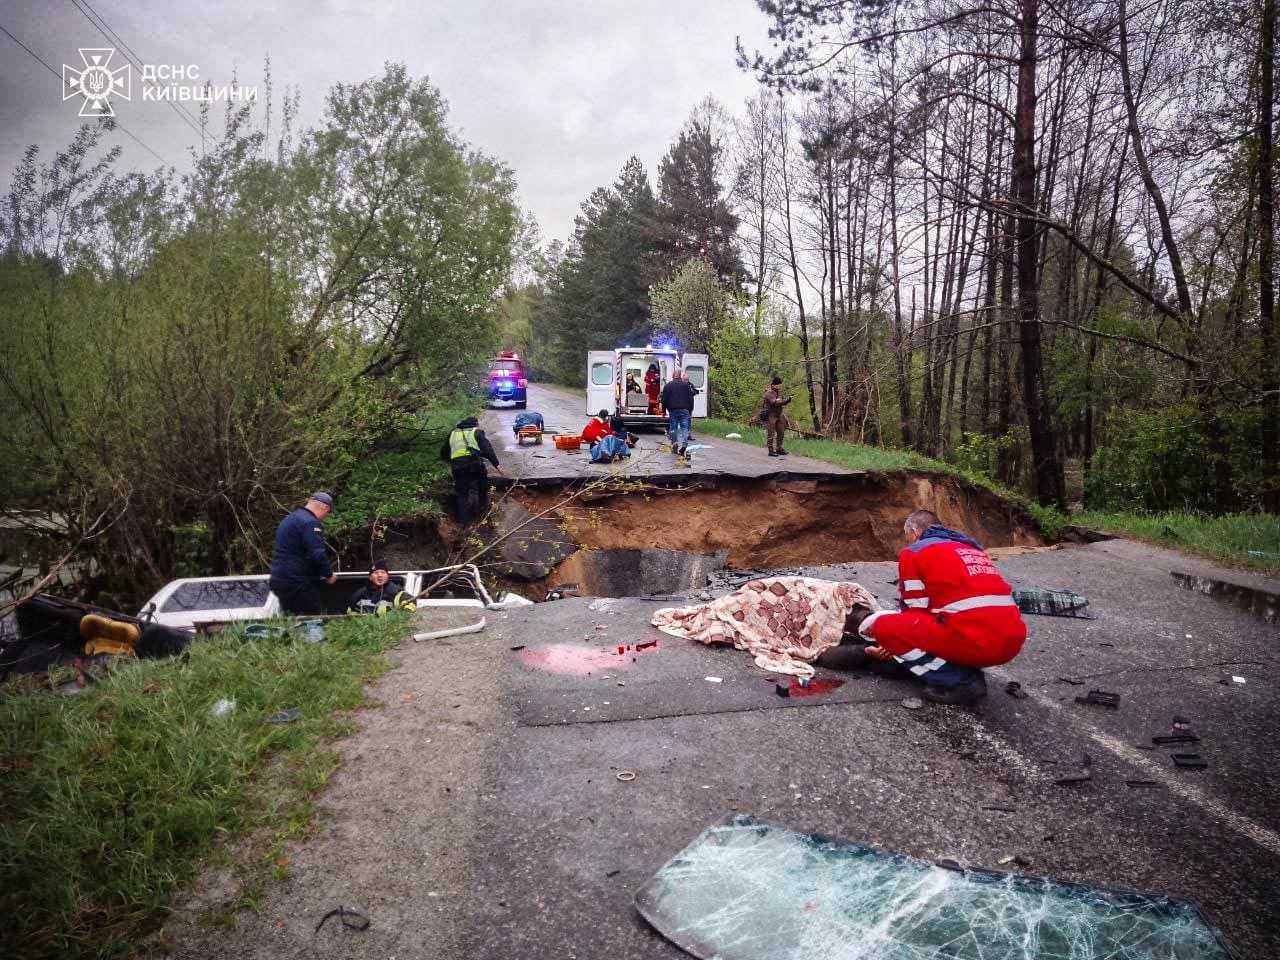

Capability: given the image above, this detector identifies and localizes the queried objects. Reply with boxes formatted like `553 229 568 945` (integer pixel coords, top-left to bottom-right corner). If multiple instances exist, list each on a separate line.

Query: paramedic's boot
922 670 988 705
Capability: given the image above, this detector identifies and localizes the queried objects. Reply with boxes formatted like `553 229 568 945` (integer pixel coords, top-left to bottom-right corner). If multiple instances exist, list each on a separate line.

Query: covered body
652 576 879 677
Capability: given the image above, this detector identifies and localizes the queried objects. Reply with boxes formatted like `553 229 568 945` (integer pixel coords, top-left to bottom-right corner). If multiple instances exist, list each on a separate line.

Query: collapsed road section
489 470 1042 598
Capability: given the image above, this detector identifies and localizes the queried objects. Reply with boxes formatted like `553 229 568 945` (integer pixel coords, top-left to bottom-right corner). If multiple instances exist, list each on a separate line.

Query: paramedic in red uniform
644 363 662 415
581 410 614 445
857 509 1026 704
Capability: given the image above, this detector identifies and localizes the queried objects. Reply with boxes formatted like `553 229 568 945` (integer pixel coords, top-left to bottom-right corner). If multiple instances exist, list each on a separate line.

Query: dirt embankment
512 472 1041 574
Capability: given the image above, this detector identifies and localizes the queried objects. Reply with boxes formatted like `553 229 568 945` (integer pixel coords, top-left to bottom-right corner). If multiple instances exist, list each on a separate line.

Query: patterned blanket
651 577 880 677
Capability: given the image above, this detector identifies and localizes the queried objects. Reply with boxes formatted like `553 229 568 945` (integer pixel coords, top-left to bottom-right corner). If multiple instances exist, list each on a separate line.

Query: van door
684 354 709 417
587 351 617 415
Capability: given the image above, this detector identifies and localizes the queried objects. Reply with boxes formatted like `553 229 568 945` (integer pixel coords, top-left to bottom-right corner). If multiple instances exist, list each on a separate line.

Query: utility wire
0 20 168 165
65 0 206 142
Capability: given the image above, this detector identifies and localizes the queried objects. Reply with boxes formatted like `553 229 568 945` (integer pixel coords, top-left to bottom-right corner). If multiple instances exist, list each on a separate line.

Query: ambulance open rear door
587 351 616 415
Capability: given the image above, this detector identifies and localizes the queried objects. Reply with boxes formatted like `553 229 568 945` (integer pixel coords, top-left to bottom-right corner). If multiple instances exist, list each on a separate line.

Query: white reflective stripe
910 657 948 676
937 594 1017 614
904 598 929 608
897 648 927 662
902 579 926 592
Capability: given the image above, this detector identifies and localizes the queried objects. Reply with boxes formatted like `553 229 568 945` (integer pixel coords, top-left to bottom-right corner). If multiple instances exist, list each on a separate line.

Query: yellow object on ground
80 614 140 657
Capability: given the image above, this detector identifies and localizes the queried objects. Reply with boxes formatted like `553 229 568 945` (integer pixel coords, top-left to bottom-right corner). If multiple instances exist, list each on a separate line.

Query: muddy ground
167 538 1280 959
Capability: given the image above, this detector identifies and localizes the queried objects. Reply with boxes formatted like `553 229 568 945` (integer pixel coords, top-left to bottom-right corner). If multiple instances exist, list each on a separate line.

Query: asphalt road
481 383 857 484
180 537 1280 959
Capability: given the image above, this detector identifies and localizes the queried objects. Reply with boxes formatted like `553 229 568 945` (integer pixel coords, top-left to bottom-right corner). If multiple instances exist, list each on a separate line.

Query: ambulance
586 346 709 428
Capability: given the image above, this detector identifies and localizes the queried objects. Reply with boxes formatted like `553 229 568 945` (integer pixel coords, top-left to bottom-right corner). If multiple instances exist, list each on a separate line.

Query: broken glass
636 817 1233 960
1013 587 1096 619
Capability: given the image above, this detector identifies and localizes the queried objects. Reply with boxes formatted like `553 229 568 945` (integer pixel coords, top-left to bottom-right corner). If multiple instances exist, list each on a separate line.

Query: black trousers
270 578 323 615
452 463 491 524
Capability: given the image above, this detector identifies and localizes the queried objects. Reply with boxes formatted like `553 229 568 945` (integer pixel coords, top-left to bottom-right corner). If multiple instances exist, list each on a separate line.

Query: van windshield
162 580 271 612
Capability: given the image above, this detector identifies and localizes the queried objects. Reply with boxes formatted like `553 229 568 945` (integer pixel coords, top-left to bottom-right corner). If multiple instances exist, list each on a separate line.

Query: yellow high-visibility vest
449 428 480 460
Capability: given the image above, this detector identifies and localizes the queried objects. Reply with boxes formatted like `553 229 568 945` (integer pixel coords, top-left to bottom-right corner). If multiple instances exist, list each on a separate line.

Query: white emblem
63 48 131 117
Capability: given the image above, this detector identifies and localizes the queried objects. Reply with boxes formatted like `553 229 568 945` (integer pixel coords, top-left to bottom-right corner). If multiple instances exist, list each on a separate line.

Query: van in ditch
586 346 708 428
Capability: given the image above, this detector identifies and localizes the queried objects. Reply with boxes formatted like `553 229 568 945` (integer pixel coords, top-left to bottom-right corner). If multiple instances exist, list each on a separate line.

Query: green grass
327 403 476 533
0 612 412 959
1073 510 1280 575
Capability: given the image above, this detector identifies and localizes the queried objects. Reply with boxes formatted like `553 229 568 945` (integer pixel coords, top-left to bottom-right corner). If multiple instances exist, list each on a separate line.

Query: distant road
481 382 858 485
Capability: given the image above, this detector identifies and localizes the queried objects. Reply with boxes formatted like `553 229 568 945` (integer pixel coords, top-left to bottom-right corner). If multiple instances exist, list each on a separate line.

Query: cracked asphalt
176 535 1280 959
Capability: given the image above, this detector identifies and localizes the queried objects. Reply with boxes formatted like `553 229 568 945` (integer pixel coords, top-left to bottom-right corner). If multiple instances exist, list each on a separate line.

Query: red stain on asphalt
521 645 627 676
788 677 845 697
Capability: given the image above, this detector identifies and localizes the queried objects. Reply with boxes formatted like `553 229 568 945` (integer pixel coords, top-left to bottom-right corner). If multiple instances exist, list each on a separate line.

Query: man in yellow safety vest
439 416 504 524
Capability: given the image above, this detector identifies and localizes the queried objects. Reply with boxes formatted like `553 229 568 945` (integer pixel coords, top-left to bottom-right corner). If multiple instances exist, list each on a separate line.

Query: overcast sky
0 0 774 244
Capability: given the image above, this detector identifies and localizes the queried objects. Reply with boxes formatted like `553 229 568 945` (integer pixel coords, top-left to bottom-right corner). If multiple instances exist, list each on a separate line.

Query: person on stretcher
817 509 1026 705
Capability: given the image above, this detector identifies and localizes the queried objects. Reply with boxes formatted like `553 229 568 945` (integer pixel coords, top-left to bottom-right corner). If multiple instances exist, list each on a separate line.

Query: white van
138 565 529 631
586 347 709 428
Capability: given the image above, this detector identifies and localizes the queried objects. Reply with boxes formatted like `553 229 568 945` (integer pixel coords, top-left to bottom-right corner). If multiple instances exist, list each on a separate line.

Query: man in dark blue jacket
269 492 337 614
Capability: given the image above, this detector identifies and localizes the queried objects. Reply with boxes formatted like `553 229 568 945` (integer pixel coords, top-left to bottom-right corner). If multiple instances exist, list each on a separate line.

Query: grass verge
327 403 477 534
0 612 412 960
1073 510 1280 576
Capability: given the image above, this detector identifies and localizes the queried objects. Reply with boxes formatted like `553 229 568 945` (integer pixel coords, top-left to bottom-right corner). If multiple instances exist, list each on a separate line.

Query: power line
0 20 168 165
65 0 206 141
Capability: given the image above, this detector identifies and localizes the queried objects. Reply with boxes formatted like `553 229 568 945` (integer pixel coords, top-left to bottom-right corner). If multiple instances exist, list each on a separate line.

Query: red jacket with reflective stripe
884 527 1026 665
581 418 612 444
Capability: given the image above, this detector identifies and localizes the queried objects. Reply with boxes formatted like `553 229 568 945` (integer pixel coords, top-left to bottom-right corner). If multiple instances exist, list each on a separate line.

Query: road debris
265 707 301 724
1126 780 1165 789
616 770 637 782
1152 733 1200 745
1013 587 1095 619
901 697 924 710
1004 680 1028 699
1074 689 1120 709
1054 753 1092 785
1172 753 1208 769
704 676 723 683
210 698 236 718
314 906 370 933
509 644 526 651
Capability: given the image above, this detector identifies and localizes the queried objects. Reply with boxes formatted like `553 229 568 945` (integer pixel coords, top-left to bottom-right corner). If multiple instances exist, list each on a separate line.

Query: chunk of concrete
491 501 578 580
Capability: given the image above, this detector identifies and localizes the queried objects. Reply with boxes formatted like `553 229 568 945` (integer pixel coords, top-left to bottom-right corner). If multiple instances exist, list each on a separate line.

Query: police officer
269 492 337 615
440 416 504 524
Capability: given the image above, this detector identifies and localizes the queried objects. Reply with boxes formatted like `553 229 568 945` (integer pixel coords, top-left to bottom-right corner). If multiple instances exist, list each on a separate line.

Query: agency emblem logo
62 48 132 117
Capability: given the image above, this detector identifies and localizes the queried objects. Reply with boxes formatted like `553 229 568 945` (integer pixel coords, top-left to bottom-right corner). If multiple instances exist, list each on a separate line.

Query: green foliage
708 311 769 421
0 63 519 603
1074 510 1280 574
326 403 475 533
950 431 1023 482
0 613 411 959
1086 405 1224 511
533 157 658 384
651 257 736 354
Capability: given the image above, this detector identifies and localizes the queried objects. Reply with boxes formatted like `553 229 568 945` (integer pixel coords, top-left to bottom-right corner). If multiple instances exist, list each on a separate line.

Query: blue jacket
269 507 332 584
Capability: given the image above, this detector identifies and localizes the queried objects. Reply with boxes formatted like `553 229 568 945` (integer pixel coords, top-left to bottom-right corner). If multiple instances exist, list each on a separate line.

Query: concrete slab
482 383 860 485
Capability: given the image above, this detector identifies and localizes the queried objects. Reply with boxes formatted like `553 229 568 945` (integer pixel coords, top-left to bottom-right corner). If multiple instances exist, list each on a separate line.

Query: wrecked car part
1075 689 1120 709
635 816 1234 960
412 617 486 643
1012 587 1096 619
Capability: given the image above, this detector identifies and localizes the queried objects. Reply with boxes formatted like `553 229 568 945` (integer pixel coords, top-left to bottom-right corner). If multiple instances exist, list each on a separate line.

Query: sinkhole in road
508 473 1044 599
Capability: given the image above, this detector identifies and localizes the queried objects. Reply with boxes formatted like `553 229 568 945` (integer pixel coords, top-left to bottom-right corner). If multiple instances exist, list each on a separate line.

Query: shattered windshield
636 817 1232 960
161 580 271 613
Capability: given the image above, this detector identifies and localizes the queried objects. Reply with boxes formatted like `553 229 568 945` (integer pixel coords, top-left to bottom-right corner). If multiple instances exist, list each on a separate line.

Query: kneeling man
857 509 1026 704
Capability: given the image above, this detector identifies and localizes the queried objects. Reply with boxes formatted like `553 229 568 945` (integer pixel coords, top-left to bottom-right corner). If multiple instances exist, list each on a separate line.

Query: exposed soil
508 472 1041 595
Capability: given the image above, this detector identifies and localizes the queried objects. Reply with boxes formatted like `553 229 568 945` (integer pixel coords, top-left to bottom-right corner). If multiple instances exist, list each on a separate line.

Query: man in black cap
440 416 504 524
349 559 407 613
269 492 337 615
